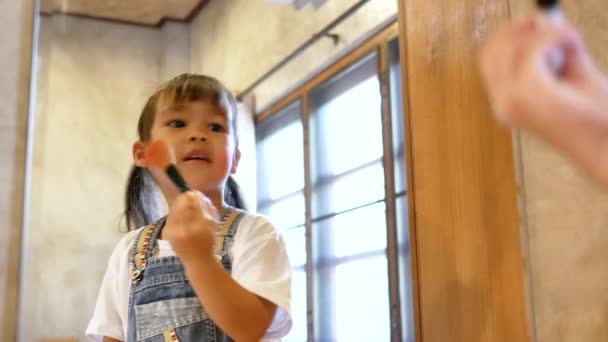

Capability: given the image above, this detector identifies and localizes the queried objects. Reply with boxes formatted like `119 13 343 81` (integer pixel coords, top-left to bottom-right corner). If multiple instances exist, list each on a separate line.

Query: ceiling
39 0 208 26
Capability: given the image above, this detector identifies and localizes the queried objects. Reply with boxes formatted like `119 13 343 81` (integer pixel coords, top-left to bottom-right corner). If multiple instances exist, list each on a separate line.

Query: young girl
86 74 292 342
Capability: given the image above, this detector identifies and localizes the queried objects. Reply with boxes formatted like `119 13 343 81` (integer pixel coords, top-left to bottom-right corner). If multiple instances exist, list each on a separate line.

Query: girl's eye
209 123 225 133
168 120 186 128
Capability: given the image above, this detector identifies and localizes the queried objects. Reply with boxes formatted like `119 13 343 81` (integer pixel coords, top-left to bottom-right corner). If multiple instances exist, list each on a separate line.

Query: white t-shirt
86 214 292 342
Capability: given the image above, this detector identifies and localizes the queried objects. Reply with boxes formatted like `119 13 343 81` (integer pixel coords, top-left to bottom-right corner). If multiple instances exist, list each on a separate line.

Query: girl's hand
480 15 608 186
163 191 220 266
480 16 596 127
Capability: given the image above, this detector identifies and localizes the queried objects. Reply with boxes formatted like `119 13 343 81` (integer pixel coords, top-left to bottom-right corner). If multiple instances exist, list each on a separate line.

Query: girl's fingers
519 24 578 78
198 193 219 221
480 16 536 87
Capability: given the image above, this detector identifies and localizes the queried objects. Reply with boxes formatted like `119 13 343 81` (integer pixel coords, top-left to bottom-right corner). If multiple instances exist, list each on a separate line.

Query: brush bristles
537 0 558 9
144 140 175 169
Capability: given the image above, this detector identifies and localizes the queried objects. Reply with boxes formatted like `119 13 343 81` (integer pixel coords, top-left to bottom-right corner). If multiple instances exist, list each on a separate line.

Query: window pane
309 53 384 219
311 161 385 219
312 203 390 340
283 269 307 342
311 73 383 174
396 195 415 342
335 257 390 341
389 38 407 194
321 201 387 258
256 101 308 341
282 225 306 267
256 101 304 202
258 192 305 231
314 256 390 341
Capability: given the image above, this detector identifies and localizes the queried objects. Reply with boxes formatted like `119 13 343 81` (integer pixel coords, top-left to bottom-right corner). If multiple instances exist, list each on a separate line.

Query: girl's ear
231 148 241 174
133 141 147 167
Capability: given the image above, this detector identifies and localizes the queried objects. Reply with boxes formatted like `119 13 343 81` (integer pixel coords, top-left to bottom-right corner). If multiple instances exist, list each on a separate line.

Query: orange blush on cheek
144 139 190 193
144 140 175 168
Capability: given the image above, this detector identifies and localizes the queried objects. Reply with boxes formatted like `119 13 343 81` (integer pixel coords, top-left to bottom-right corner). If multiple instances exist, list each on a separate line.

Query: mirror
20 1 402 341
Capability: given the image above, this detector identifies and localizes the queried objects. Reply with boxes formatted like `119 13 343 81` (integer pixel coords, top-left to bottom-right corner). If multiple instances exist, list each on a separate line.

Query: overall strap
218 209 247 272
129 217 165 283
214 208 243 255
130 209 246 282
163 328 180 342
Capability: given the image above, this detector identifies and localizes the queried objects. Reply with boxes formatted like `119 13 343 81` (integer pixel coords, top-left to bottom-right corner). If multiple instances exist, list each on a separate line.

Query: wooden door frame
396 0 532 341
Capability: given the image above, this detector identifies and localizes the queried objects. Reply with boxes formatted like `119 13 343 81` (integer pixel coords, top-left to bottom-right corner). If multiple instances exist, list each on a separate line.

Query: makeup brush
537 0 561 21
144 140 190 193
144 140 220 221
536 0 565 74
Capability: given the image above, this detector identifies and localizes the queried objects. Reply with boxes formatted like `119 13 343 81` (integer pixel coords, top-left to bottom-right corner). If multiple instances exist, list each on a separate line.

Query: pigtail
124 165 161 230
225 176 247 211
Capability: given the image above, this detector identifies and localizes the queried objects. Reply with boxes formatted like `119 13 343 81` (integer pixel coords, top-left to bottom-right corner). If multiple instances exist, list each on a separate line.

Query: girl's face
137 98 240 197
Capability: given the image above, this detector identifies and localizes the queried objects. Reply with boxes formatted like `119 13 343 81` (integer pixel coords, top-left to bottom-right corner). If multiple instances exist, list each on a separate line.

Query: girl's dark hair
124 74 246 231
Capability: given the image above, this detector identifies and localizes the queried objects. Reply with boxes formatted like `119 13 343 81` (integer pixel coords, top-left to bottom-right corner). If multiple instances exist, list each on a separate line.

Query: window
256 102 305 231
309 53 390 341
256 101 307 342
255 22 414 342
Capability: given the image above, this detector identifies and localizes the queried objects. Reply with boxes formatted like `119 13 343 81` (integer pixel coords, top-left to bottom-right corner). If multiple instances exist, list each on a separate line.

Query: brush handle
166 164 190 193
536 0 559 11
539 5 565 75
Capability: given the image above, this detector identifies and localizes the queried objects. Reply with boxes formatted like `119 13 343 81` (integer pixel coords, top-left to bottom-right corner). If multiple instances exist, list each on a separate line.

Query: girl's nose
189 135 207 142
188 125 208 141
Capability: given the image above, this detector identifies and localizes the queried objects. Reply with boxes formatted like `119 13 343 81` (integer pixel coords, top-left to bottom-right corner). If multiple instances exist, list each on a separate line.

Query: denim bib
126 208 245 342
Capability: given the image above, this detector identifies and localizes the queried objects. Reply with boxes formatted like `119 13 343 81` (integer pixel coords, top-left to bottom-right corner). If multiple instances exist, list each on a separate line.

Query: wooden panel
378 42 403 341
396 0 530 341
301 95 315 342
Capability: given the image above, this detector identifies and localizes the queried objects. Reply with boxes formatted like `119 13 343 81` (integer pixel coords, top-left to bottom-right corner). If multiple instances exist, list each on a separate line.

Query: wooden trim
396 2 422 341
300 96 314 342
38 12 161 28
184 0 210 22
397 0 530 341
9 1 36 341
256 21 399 124
39 0 209 28
378 41 403 342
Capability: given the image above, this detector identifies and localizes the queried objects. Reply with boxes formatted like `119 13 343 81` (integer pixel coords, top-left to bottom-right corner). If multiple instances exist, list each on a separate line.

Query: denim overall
126 208 245 342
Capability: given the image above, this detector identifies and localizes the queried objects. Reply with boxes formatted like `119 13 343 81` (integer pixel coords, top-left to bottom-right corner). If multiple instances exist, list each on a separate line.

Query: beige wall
189 0 397 110
20 16 190 341
509 1 608 341
0 0 34 341
160 22 192 82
